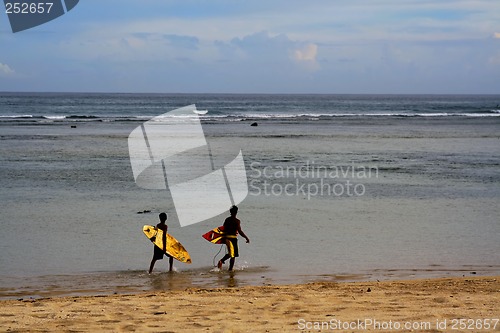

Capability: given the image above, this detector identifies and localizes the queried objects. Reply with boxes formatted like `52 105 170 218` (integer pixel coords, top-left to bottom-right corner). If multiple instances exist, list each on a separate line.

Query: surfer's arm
237 222 250 243
162 226 167 253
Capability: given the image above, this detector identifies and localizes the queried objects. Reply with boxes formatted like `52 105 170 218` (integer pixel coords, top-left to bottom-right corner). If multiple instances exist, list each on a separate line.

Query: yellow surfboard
143 225 192 264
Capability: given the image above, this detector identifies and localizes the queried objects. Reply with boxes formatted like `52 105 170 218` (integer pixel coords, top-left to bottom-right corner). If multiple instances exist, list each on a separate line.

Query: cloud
292 43 319 71
494 32 500 39
229 31 290 56
220 31 319 69
60 31 201 64
215 31 294 66
163 34 199 50
0 63 15 76
127 33 200 49
293 43 318 62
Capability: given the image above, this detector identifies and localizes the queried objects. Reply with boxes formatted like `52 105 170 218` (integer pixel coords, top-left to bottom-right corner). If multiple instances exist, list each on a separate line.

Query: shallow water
0 94 499 299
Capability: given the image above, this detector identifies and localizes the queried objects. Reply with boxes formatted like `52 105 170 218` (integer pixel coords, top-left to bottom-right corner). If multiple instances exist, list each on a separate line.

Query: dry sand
1 276 499 332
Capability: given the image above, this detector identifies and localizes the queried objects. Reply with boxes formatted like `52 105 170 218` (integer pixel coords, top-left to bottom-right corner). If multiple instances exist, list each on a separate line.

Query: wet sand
1 276 498 332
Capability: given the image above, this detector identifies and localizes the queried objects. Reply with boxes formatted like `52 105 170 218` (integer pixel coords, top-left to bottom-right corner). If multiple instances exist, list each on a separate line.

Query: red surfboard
202 226 225 244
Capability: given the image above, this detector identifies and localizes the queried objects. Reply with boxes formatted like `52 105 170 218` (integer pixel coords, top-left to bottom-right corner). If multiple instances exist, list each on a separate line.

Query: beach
1 276 499 332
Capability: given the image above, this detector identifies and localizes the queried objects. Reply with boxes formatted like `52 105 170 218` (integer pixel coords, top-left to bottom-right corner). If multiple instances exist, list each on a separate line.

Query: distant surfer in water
149 212 174 273
217 205 250 271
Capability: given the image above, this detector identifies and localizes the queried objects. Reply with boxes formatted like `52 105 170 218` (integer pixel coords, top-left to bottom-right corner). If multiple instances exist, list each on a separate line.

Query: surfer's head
159 212 167 222
229 205 238 216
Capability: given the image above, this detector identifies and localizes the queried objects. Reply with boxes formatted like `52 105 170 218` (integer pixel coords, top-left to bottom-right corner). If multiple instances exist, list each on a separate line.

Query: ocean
0 93 499 299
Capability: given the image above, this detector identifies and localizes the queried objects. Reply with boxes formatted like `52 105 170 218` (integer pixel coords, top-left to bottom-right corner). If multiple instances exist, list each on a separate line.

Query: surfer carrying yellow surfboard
217 205 250 271
148 212 174 273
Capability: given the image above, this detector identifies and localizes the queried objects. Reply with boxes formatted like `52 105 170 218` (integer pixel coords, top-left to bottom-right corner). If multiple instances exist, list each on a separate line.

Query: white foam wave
0 114 33 118
43 115 66 120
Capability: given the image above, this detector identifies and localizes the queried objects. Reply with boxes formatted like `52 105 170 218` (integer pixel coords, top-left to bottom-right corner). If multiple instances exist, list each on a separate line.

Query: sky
1 0 499 94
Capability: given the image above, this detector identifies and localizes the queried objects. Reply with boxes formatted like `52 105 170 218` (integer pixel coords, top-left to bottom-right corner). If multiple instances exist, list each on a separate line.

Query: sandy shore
1 276 498 332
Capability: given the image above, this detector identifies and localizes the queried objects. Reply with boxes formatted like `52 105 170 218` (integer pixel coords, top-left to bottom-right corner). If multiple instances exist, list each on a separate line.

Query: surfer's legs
168 256 174 272
218 256 235 271
150 256 173 273
149 258 157 274
219 254 237 271
228 258 235 271
219 238 239 270
218 253 231 268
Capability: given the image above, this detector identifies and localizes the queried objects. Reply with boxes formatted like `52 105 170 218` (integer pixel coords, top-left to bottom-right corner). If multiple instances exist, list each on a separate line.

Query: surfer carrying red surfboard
148 212 174 273
217 205 250 271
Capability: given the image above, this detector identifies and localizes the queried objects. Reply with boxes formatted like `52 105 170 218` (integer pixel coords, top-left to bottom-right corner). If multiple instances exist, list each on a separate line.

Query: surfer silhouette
217 206 250 271
149 212 174 273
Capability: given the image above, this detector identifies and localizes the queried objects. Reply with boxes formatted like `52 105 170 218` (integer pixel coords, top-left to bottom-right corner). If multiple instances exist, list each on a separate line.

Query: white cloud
292 43 319 71
293 43 318 62
0 63 14 76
